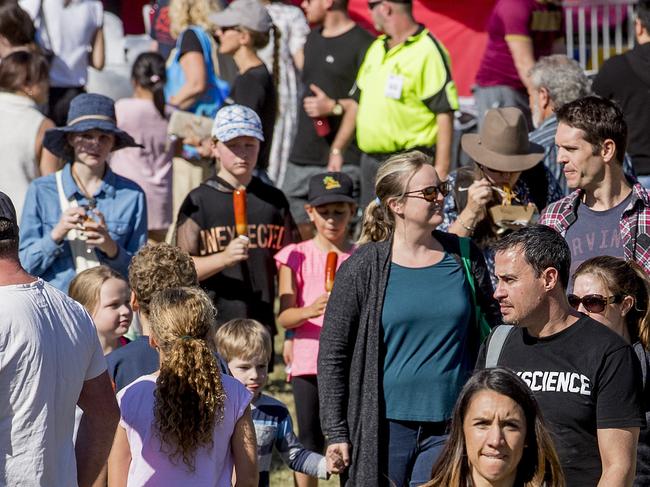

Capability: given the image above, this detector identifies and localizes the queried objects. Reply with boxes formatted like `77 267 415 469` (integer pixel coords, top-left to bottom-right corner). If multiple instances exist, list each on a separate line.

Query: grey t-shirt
565 192 632 276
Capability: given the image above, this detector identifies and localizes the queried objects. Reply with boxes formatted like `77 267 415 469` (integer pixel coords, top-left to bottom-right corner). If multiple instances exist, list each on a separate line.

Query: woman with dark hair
318 151 500 486
111 52 176 242
0 50 58 219
0 2 36 58
571 256 650 486
19 93 147 292
426 368 565 487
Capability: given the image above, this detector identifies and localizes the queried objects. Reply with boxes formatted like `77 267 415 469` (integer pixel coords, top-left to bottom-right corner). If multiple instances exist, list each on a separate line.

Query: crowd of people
1 0 650 486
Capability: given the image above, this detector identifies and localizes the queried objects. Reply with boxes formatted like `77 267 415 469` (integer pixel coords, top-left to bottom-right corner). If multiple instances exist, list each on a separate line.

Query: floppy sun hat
43 93 141 159
211 104 265 142
461 107 544 172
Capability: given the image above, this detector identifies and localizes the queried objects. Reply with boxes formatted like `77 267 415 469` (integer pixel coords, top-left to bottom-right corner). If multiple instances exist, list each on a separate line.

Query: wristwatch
331 100 344 116
330 147 342 156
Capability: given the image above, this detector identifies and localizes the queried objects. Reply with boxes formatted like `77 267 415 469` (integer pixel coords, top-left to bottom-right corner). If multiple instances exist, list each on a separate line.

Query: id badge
384 74 404 100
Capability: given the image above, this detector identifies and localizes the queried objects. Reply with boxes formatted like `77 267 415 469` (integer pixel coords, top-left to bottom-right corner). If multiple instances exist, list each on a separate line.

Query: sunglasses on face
567 293 622 313
220 25 241 33
403 182 451 202
368 0 382 9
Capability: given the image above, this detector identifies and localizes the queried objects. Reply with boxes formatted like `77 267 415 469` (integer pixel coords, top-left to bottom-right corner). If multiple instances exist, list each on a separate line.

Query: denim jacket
19 163 148 291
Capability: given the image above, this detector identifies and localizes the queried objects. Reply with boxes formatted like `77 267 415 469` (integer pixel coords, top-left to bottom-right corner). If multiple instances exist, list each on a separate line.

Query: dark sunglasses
403 182 450 202
567 293 622 313
220 25 241 33
368 0 383 9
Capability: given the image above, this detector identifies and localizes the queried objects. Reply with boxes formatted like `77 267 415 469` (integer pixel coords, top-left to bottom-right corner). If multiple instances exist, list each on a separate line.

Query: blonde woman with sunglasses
571 256 650 486
317 150 500 486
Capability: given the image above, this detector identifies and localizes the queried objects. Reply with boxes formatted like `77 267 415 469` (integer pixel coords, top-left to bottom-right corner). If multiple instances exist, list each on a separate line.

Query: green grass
267 335 339 486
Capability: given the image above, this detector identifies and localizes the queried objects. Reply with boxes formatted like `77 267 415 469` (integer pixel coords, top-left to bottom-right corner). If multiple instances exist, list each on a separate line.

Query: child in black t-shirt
176 105 298 360
209 0 278 173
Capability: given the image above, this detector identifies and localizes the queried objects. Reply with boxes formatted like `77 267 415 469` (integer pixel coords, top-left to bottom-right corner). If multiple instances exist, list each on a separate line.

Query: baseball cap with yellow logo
307 172 355 207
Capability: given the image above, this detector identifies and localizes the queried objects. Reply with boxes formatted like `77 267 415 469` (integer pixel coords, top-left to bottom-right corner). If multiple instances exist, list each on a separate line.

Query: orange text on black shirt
199 224 286 255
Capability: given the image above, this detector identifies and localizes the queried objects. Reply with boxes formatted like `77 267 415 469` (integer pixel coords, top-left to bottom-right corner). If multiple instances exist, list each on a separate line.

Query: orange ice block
233 188 248 236
325 251 338 292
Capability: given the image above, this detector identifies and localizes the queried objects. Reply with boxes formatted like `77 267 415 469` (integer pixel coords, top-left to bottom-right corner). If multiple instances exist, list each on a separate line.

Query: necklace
71 164 98 209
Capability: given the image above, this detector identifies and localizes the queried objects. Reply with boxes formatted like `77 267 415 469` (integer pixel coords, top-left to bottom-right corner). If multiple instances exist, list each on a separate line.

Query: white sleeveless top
0 92 45 220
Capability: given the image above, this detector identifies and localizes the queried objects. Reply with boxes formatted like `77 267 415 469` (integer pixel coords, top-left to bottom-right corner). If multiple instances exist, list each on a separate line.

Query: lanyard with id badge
385 70 404 100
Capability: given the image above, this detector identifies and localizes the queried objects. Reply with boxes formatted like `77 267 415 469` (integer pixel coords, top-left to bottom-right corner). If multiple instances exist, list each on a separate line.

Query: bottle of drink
312 117 331 137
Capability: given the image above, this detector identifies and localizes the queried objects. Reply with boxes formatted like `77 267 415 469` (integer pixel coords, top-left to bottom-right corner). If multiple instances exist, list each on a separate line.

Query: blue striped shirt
252 394 327 486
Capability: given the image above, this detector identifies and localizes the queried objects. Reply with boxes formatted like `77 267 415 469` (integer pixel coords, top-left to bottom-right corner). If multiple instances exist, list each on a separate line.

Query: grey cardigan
317 231 500 486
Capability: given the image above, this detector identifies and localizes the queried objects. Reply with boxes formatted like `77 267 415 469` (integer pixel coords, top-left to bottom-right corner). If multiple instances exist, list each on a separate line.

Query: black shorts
292 374 325 452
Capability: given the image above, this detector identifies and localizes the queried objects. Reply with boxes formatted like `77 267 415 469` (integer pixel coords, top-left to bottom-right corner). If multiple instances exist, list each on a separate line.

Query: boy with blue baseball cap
176 105 299 361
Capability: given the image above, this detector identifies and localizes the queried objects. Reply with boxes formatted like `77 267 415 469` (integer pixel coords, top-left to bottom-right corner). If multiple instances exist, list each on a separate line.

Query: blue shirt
19 163 148 291
106 336 160 392
252 394 327 487
381 254 473 422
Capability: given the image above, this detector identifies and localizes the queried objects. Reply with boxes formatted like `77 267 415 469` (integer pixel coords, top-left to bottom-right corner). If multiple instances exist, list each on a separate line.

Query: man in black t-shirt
593 0 650 185
176 105 299 359
477 225 644 486
282 0 373 238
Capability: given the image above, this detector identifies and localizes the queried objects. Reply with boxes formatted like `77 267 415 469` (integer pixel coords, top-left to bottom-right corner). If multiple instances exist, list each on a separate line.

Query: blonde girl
108 287 257 486
69 265 132 355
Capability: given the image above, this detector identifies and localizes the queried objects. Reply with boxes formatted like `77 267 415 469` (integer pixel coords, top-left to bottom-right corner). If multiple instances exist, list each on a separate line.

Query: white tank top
0 92 46 220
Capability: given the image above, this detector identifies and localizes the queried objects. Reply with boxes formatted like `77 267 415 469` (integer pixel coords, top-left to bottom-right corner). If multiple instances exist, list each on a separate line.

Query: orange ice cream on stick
233 187 248 237
325 251 338 292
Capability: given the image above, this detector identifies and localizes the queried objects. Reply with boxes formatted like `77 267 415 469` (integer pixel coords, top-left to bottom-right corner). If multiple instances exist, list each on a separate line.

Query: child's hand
306 293 329 319
282 339 293 366
223 235 249 267
326 442 350 474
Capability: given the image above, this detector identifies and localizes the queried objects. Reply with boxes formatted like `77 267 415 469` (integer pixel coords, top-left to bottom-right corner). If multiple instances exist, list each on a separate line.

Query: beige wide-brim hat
461 107 544 172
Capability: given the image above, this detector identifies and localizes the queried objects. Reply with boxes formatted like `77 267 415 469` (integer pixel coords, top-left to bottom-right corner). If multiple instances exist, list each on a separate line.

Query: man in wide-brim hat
440 107 563 282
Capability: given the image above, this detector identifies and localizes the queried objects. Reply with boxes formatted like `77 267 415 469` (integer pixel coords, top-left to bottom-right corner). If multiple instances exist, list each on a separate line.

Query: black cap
307 172 356 207
0 192 18 240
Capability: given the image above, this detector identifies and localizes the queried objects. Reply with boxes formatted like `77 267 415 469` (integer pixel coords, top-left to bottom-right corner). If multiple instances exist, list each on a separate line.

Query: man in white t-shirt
0 191 118 486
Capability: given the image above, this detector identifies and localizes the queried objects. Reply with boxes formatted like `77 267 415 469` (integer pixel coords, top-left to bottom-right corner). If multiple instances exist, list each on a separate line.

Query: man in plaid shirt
540 96 650 276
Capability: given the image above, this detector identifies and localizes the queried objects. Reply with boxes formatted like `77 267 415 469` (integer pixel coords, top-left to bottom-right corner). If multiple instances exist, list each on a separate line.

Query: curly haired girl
107 287 258 486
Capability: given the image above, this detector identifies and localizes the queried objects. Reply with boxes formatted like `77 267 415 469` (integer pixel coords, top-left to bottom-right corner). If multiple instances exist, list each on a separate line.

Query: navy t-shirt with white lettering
476 316 645 487
565 193 632 276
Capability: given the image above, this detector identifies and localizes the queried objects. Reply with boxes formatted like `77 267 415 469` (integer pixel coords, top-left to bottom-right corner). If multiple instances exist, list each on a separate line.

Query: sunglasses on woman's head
567 294 622 313
403 182 450 202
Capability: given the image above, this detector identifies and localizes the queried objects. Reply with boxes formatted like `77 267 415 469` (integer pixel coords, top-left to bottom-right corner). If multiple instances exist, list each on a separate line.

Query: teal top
381 253 472 422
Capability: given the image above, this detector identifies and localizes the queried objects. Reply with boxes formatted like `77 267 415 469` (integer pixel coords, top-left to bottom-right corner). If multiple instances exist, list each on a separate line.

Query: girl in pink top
108 287 258 487
274 172 356 487
111 52 175 243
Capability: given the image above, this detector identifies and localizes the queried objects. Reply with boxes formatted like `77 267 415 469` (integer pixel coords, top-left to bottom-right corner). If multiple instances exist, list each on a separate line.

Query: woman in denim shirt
20 93 148 292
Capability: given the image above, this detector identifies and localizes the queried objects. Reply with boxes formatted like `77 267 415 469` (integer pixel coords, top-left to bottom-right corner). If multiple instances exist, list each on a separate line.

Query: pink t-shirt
475 0 563 90
111 98 174 231
116 373 252 486
274 239 355 376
